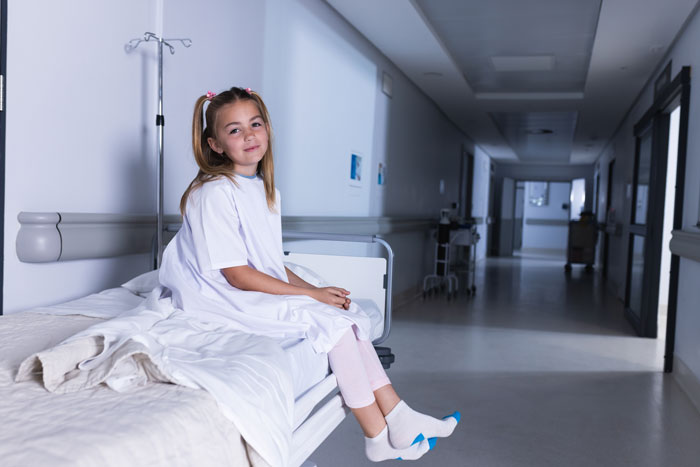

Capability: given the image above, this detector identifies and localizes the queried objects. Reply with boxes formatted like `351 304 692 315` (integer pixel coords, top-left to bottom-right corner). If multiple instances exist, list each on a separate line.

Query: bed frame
14 223 396 467
283 231 395 467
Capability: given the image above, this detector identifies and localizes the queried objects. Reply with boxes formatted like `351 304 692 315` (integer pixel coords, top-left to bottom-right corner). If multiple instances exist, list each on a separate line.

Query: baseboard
673 355 700 415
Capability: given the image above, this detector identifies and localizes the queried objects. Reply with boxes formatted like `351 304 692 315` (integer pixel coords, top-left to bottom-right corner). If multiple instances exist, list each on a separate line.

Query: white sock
365 425 432 462
385 400 460 449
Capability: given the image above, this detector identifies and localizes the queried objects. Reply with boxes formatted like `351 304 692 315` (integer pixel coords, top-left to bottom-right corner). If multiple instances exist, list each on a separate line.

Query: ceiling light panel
491 55 555 72
416 0 602 93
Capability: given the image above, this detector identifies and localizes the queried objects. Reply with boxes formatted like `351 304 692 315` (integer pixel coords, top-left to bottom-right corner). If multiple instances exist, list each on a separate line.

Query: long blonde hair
180 86 276 215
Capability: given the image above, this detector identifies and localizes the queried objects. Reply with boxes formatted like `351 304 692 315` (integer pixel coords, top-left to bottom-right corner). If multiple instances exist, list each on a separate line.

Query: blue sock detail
397 434 429 459
443 411 461 424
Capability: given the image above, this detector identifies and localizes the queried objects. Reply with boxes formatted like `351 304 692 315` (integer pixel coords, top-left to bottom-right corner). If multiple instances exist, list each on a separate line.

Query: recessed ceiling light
423 71 443 77
491 55 555 72
526 129 553 135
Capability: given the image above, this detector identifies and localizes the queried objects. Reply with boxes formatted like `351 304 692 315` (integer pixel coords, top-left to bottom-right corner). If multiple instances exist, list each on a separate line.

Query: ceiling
326 0 699 165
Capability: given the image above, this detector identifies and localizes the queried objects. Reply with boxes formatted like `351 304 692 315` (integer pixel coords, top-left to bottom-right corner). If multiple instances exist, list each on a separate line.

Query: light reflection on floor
308 251 700 467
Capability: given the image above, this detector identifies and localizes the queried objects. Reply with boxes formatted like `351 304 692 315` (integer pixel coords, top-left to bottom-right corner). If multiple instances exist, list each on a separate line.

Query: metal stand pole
125 32 191 269
156 38 164 268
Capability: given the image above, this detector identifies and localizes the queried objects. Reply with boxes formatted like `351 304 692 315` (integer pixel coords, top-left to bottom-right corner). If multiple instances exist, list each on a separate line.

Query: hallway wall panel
595 3 700 403
3 0 157 313
260 0 490 294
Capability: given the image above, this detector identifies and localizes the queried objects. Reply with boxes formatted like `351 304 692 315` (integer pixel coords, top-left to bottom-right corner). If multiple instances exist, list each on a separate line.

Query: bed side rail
282 231 394 345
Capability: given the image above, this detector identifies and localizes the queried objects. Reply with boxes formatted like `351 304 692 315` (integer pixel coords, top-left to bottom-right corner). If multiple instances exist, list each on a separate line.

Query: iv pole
125 32 191 269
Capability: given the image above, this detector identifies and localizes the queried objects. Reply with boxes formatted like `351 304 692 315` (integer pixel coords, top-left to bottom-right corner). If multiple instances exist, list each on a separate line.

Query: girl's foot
365 425 434 462
385 400 460 449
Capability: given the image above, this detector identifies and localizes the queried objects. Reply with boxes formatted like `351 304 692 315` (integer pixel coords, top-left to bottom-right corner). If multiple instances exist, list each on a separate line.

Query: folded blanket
17 287 294 467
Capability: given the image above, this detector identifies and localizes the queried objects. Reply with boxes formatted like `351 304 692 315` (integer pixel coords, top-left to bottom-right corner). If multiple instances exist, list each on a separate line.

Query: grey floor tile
307 251 700 466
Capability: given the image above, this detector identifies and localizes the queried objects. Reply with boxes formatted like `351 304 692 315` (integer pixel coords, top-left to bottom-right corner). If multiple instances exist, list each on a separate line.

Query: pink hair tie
245 88 252 94
206 91 216 100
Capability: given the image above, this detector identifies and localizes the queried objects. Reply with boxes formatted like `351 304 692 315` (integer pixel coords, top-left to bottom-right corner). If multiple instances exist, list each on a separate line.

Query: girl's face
208 100 269 176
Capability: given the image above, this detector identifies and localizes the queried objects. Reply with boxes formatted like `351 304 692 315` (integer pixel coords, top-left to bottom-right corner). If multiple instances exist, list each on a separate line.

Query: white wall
161 0 266 216
522 181 570 250
3 0 269 314
594 4 700 397
3 0 158 313
260 0 489 295
3 0 493 311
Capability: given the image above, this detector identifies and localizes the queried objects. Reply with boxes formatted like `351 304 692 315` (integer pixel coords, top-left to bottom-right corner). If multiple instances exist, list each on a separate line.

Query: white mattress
0 312 253 467
0 288 339 467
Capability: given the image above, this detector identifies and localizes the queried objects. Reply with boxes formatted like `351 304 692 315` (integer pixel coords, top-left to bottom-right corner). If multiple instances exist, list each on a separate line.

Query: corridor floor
309 251 700 466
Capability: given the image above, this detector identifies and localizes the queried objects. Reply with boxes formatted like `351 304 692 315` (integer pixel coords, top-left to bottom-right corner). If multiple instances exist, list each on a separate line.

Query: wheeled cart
456 226 479 295
423 220 458 300
565 214 597 272
423 220 479 300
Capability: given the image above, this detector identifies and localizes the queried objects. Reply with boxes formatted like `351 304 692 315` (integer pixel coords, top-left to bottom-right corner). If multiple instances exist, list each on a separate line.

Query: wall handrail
16 212 433 264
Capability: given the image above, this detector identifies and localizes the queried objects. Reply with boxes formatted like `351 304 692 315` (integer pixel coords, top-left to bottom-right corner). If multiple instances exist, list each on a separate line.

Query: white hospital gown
159 175 371 353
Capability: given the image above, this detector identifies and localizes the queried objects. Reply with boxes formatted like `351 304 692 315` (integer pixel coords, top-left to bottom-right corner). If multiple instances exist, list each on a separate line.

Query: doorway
602 160 615 278
518 180 571 257
513 182 525 251
656 105 680 345
623 67 689 370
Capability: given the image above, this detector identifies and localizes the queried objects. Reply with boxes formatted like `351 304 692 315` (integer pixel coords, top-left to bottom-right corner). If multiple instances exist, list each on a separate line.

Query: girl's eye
229 128 240 135
252 122 262 128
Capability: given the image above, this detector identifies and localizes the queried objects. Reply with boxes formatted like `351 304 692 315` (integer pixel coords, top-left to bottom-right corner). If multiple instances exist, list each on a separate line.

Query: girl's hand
310 287 352 310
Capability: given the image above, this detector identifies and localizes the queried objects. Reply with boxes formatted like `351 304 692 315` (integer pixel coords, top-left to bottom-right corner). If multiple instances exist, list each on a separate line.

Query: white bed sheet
0 287 383 466
0 312 252 467
28 287 331 398
0 288 332 467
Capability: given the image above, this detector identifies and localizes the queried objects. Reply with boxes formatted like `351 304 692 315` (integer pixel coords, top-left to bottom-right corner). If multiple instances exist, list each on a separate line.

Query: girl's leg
327 329 431 461
355 337 461 449
354 337 400 415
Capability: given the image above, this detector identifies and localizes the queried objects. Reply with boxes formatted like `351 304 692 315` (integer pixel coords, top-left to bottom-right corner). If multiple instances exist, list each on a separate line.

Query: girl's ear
207 136 223 155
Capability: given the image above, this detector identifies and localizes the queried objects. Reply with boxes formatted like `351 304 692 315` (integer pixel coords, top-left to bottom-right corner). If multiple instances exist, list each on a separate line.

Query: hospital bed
2 229 395 467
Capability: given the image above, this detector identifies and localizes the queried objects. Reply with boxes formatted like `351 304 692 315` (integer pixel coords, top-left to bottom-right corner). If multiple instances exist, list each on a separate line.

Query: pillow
121 269 160 296
284 262 328 288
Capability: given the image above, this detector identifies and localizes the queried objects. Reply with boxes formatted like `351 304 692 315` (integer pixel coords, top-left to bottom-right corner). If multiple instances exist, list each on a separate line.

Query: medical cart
565 212 597 272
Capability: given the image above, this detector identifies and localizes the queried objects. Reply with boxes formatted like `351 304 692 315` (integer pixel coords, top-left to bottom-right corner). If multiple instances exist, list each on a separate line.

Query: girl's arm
222 265 351 309
284 266 316 289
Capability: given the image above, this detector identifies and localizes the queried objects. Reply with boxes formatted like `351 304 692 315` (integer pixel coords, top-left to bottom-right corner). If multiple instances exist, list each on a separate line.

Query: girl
159 86 459 463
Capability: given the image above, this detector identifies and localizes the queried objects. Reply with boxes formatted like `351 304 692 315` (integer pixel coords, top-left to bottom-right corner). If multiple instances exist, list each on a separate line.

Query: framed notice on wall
349 152 363 187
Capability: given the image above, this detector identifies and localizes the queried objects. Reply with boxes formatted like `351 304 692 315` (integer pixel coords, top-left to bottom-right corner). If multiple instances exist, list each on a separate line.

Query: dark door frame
602 159 615 278
625 66 690 372
0 0 7 316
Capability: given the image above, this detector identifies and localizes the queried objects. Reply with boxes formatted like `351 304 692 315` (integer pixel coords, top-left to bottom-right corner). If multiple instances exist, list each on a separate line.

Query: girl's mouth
244 145 259 152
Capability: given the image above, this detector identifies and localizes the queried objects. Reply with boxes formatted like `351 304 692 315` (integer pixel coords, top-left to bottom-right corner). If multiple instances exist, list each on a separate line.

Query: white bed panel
285 253 387 338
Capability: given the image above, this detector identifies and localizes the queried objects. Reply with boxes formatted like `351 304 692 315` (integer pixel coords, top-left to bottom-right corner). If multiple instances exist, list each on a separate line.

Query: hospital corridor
312 251 700 466
3 0 700 466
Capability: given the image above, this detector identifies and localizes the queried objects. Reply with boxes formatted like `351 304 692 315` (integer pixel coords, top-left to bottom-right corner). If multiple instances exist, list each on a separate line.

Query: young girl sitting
159 86 459 463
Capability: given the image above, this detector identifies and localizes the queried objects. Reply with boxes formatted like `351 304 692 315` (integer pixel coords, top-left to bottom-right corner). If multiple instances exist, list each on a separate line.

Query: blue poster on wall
350 153 362 184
